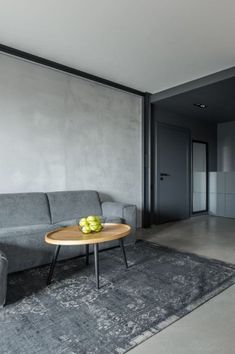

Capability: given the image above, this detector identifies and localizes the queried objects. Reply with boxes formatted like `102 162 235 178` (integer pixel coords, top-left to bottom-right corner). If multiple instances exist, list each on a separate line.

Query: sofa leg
47 245 61 285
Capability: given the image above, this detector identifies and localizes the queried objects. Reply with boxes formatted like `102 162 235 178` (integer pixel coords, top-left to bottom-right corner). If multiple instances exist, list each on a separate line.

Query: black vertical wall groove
142 93 152 227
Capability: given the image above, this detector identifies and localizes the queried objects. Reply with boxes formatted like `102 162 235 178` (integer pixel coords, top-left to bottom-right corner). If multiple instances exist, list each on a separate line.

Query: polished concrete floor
129 215 235 354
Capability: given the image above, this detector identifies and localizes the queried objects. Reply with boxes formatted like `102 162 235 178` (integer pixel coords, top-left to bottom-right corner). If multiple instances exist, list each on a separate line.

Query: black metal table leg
119 238 128 269
47 245 61 285
86 244 89 265
94 243 99 289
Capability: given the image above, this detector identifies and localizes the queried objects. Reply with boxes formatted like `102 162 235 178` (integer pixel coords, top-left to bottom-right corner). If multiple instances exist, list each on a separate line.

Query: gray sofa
0 190 137 274
0 250 7 307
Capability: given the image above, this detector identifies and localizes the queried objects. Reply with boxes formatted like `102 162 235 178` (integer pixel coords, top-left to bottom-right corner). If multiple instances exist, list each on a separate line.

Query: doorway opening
192 141 208 214
149 72 235 227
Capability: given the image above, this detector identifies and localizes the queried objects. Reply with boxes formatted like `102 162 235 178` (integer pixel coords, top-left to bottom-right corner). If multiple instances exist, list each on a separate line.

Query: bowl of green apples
78 215 103 234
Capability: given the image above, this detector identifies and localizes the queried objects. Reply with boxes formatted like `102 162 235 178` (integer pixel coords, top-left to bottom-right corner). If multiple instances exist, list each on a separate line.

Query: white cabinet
209 172 235 218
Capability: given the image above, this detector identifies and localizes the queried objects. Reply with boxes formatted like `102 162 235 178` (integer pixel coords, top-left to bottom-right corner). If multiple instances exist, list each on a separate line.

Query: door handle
160 173 170 177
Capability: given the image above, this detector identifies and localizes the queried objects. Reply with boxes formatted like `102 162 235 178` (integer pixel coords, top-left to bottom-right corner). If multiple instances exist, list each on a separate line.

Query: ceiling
155 77 235 123
0 0 234 93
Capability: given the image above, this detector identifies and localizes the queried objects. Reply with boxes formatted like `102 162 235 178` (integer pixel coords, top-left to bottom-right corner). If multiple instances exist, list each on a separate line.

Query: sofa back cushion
47 190 102 224
0 193 51 227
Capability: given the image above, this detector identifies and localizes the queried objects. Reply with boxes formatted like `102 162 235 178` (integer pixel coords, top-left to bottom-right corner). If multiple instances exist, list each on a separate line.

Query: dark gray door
154 123 190 224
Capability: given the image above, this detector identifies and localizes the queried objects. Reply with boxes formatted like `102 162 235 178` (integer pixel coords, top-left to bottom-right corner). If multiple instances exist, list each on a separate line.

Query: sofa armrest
0 251 8 307
101 202 137 230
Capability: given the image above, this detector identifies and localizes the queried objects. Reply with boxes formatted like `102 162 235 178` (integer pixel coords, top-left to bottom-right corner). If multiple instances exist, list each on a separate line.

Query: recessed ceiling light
193 103 208 109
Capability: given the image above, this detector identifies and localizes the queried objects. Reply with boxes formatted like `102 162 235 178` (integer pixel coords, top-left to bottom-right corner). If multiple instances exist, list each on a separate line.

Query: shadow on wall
98 192 114 203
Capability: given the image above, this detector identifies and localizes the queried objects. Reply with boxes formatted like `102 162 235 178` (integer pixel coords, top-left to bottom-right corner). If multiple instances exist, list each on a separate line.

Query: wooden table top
45 223 131 246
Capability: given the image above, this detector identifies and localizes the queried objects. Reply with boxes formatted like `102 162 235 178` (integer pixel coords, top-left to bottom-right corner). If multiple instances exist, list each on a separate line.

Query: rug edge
125 273 235 354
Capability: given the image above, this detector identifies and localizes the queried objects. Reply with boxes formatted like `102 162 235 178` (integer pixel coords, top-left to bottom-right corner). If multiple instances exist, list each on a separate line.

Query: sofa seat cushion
0 249 8 307
0 193 51 228
0 224 59 238
103 217 123 224
0 226 78 273
55 219 78 227
47 190 102 224
56 217 123 227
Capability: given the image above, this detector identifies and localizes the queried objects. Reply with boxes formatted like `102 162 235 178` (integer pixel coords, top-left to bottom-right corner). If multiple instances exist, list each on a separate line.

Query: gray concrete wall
0 54 142 222
153 106 217 171
217 121 235 172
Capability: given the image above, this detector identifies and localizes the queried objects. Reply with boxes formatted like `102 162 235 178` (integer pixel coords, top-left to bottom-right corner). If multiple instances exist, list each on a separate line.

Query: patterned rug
1 240 235 354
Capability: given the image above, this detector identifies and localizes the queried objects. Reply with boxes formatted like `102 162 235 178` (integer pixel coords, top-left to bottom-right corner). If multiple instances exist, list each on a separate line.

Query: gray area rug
1 240 235 354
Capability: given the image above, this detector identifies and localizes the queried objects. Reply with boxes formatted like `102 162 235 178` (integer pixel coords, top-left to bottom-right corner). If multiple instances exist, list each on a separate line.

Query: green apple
94 225 103 233
89 222 100 231
87 215 98 223
81 225 91 234
95 216 101 223
79 217 88 227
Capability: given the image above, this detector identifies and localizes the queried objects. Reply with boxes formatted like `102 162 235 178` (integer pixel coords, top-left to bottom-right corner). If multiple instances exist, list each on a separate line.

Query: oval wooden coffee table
45 223 131 289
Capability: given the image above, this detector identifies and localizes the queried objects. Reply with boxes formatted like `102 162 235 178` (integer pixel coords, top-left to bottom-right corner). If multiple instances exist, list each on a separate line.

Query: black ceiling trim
0 43 145 97
151 66 235 103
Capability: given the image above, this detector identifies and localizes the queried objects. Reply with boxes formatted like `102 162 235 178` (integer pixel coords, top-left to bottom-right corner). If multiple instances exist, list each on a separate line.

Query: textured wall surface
0 54 142 222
